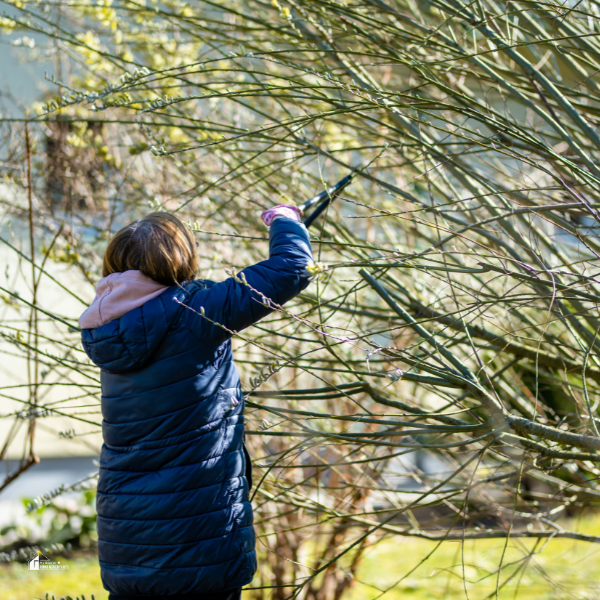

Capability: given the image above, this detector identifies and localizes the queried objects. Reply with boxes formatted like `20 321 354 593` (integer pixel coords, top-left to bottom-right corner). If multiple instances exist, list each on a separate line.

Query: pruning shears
298 168 359 229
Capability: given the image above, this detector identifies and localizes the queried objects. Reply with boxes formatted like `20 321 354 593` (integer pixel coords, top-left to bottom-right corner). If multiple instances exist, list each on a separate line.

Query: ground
2 516 600 600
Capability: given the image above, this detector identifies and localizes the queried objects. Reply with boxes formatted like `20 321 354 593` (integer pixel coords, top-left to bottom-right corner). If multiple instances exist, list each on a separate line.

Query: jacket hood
79 270 168 329
80 275 194 375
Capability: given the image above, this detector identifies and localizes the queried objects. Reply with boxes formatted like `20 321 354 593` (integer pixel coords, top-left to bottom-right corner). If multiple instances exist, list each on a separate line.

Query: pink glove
261 204 302 226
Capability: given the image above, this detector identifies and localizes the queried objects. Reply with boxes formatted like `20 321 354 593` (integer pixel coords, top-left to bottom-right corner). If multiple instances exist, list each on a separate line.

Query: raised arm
185 210 313 344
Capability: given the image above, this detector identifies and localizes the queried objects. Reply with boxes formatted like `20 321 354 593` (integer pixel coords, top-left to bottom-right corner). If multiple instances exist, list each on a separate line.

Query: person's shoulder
178 279 221 303
157 279 217 313
181 278 217 292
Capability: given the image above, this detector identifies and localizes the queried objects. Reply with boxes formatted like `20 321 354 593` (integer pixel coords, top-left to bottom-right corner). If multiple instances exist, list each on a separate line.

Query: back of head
103 212 198 286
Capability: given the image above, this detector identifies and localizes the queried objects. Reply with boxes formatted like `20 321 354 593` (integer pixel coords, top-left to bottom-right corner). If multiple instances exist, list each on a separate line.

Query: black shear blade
300 171 357 228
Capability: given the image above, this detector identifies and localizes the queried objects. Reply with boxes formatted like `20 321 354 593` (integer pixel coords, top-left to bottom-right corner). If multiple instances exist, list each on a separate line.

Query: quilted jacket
81 217 313 595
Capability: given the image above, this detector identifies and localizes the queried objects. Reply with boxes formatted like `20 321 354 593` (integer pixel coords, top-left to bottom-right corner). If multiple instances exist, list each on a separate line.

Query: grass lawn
345 526 600 599
2 516 600 600
0 555 106 600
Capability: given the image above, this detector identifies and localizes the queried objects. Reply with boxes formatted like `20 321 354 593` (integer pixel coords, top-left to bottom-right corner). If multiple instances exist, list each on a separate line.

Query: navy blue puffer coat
81 218 312 596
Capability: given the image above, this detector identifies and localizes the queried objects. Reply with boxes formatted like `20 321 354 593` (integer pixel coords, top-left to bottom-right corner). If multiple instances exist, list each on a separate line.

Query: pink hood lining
79 270 169 330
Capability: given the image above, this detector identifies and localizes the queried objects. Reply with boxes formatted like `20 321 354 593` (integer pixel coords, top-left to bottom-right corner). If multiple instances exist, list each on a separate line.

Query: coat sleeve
185 217 313 344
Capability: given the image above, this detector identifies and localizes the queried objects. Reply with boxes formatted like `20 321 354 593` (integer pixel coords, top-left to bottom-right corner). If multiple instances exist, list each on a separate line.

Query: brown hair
102 212 198 286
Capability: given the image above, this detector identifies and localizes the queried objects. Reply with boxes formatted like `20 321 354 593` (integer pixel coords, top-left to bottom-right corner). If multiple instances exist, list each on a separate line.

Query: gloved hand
261 204 302 226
